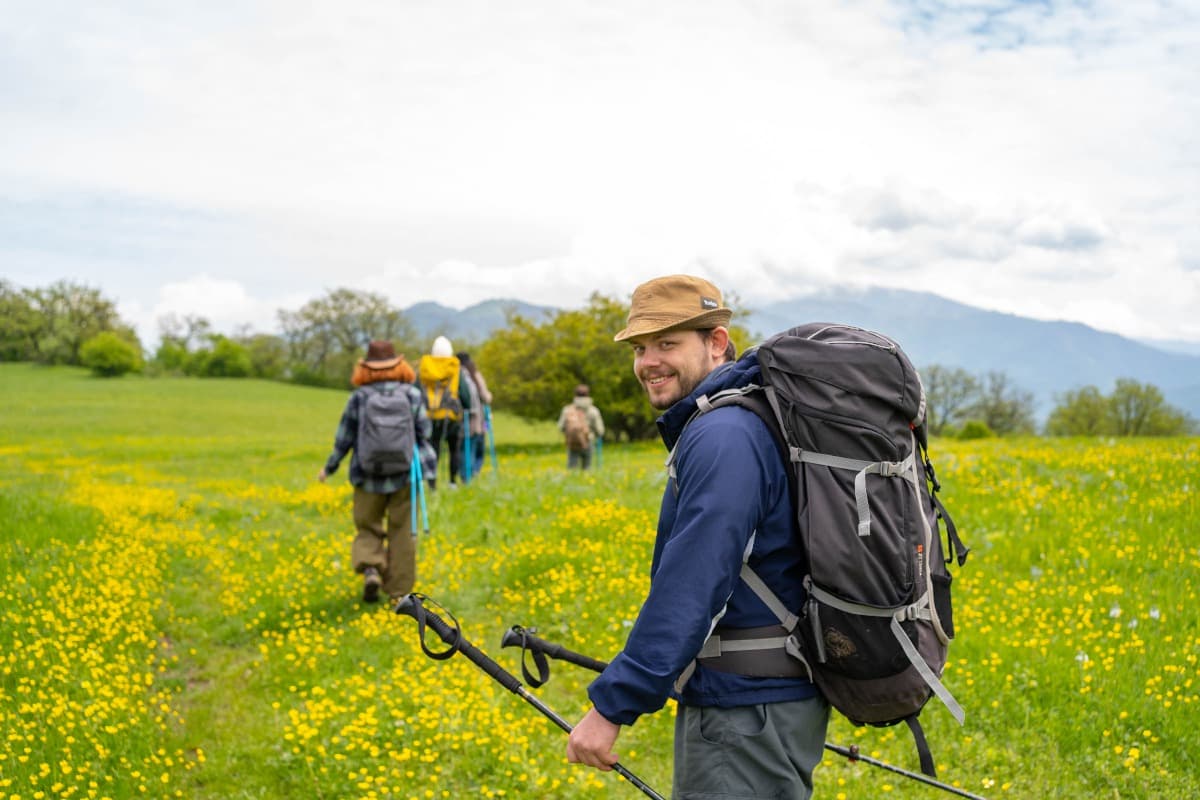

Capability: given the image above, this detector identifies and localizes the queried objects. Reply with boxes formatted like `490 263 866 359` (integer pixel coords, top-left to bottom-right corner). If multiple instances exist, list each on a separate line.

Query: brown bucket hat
613 274 732 342
362 340 402 369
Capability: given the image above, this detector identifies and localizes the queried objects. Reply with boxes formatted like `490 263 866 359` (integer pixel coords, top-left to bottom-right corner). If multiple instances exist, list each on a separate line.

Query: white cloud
120 275 288 346
1 0 1197 345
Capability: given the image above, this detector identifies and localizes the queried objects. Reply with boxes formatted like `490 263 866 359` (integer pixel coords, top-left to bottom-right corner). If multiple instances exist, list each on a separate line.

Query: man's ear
709 327 730 361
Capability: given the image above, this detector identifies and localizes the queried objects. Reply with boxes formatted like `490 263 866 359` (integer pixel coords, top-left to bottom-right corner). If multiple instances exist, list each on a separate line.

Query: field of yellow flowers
1 363 1196 799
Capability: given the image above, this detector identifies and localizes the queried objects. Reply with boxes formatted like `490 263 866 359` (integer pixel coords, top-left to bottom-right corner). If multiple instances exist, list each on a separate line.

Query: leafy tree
963 370 1036 435
25 280 133 365
278 288 418 388
1107 378 1194 436
479 294 650 439
921 365 979 435
235 331 288 379
1045 386 1110 436
79 331 143 377
1045 379 1193 436
1 280 137 365
0 280 39 361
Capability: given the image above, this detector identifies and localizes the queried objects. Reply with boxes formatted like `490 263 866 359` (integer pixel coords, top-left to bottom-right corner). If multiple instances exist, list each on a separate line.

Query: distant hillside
405 299 553 347
744 288 1200 421
402 288 1200 423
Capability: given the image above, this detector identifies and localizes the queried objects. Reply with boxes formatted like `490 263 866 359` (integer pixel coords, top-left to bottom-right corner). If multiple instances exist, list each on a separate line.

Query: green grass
1 363 1197 799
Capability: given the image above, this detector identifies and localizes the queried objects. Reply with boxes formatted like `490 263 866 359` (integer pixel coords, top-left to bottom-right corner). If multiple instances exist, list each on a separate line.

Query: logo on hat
700 297 718 310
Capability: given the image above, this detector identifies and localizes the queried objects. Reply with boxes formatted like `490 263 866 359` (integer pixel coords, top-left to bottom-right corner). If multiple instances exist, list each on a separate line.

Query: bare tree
964 371 1036 435
921 364 979 435
278 288 418 387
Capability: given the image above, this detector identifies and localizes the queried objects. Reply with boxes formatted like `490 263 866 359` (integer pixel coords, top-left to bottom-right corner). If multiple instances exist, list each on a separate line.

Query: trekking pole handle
394 595 666 800
501 625 610 673
395 594 522 692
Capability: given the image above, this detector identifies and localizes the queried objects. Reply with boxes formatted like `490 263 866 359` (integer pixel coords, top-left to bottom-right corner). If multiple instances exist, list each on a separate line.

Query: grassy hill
1 364 1197 799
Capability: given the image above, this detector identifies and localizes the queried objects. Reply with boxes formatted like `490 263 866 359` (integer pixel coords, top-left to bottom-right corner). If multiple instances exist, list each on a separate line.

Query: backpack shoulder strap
667 384 809 692
665 385 791 493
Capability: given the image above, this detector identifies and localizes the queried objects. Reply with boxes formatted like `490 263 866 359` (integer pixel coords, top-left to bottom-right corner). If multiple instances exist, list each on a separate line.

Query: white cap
431 336 453 357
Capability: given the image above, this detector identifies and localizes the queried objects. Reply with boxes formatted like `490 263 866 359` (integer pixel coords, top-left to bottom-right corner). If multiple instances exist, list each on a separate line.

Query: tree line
2 279 1195 439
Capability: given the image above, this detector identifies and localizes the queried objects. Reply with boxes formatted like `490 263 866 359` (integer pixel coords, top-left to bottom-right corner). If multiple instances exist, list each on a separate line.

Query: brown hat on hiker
362 340 402 369
613 274 732 342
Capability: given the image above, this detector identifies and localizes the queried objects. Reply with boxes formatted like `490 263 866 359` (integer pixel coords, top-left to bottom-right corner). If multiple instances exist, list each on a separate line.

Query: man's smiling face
628 328 726 410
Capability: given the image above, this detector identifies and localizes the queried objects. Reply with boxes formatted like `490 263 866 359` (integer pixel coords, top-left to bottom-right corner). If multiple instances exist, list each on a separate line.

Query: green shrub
957 418 994 440
152 340 190 374
189 337 253 377
79 332 143 377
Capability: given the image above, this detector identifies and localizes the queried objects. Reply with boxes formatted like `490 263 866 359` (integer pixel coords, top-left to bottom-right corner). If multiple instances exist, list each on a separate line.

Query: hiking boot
362 567 382 603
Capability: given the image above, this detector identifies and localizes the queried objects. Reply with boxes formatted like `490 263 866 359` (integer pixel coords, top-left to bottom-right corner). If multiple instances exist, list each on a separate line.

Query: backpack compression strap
803 580 965 725
793 450 917 538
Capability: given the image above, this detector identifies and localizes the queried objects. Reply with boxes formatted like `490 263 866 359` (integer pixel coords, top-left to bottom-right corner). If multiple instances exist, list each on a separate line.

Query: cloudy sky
3 0 1198 347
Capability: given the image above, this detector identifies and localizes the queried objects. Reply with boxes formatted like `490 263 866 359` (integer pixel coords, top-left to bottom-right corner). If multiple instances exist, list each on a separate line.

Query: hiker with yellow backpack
417 336 477 488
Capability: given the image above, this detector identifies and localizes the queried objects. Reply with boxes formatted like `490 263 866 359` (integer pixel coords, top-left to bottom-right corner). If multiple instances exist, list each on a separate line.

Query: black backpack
686 323 970 777
356 383 416 479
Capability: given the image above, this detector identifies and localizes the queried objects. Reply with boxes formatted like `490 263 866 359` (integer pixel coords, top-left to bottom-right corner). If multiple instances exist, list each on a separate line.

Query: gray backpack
691 323 970 777
356 383 416 479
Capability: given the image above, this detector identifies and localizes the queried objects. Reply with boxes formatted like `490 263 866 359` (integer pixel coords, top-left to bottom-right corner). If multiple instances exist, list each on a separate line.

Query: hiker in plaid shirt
319 340 436 604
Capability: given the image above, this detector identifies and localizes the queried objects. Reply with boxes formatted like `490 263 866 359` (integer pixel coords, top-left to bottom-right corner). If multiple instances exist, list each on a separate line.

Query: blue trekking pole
462 409 473 483
485 405 499 474
411 444 430 534
595 436 603 469
410 453 418 535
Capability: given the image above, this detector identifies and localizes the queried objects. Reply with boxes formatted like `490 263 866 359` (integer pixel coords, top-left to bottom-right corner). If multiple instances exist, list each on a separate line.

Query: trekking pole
410 452 418 535
596 436 603 468
393 594 666 800
462 409 473 483
822 743 989 800
485 405 499 474
499 625 990 800
411 444 430 534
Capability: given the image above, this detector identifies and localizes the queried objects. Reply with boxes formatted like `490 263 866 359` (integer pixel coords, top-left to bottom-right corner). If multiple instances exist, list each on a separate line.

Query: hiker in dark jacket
318 340 435 604
567 275 828 798
458 351 492 478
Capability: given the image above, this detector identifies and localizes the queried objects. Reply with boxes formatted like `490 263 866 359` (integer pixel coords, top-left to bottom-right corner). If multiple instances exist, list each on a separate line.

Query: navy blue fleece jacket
587 353 816 726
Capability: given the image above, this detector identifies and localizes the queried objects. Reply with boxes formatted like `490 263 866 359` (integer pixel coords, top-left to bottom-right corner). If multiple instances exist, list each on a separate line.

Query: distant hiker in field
318 340 434 605
457 351 492 478
557 383 605 470
567 275 827 797
417 336 475 488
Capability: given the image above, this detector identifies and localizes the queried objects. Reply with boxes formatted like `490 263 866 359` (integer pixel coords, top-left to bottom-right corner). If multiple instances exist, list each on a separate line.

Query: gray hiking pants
673 696 829 799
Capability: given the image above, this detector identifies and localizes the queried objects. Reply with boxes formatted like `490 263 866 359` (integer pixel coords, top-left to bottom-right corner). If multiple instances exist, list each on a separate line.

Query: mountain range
405 288 1200 423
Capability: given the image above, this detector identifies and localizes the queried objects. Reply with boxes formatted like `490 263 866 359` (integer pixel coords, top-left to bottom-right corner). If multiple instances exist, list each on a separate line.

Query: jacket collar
657 350 762 450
